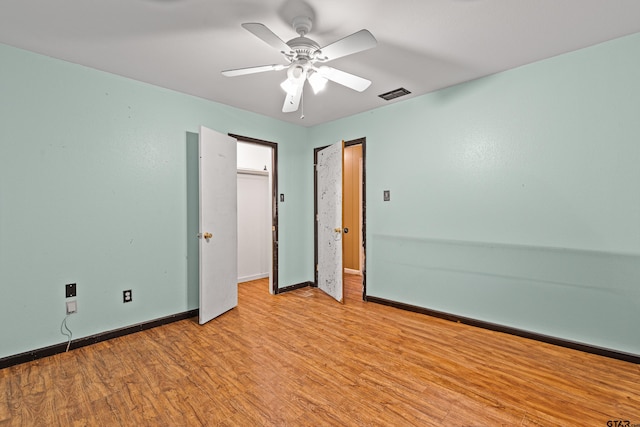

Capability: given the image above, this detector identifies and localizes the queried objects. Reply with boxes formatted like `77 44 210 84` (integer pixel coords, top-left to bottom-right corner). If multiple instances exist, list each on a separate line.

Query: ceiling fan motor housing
286 36 320 62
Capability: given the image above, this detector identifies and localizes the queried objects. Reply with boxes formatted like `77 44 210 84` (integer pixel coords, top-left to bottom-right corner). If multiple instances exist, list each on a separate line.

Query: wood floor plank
2 275 639 426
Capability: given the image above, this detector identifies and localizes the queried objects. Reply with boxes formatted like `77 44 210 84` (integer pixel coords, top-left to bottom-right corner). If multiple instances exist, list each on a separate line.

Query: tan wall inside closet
343 144 362 271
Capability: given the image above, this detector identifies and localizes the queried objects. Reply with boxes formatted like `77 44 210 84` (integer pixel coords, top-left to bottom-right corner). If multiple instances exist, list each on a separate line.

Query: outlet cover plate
123 290 132 303
66 300 77 314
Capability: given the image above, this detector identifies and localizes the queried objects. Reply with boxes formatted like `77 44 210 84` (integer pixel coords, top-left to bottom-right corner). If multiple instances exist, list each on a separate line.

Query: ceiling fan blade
318 29 377 62
316 66 372 92
241 23 291 54
221 64 285 77
282 79 304 113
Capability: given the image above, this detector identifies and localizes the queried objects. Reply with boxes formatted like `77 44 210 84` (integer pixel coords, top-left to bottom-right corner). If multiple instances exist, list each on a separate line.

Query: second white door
316 141 344 303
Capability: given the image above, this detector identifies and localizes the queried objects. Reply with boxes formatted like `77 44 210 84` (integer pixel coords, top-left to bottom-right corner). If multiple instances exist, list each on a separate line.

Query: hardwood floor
2 274 639 426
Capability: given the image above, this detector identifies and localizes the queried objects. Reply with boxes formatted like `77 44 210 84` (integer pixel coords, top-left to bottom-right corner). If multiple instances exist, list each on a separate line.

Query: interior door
316 141 344 303
198 126 238 324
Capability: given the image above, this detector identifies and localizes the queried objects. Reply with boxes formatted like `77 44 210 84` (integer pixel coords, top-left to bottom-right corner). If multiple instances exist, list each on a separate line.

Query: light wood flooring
1 275 639 426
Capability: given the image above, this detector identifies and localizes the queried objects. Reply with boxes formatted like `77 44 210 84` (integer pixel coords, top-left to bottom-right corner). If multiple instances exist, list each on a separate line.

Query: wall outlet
66 283 77 298
123 290 132 303
66 300 77 314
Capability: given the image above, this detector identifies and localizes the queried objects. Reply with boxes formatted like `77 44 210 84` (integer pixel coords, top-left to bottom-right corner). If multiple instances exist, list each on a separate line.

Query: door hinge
316 264 319 272
316 214 318 221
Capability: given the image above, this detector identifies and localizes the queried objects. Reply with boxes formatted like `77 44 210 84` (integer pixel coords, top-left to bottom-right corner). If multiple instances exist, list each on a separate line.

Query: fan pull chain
300 87 305 120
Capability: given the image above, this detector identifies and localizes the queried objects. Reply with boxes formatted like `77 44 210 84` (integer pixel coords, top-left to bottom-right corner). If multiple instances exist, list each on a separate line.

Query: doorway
314 137 366 301
230 134 279 295
237 169 270 283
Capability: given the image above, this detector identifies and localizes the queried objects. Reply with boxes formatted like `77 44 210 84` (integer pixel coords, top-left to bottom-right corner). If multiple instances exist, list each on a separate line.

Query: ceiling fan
222 15 377 114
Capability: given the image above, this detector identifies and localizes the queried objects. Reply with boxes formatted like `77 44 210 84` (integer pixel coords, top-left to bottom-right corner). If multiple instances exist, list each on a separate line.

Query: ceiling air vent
378 87 411 101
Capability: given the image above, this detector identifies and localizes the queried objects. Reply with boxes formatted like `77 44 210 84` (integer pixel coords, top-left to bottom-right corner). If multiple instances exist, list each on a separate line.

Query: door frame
314 137 367 300
229 133 279 294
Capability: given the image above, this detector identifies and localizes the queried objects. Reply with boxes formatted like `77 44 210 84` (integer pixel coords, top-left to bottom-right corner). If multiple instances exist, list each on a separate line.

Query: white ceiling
2 0 640 127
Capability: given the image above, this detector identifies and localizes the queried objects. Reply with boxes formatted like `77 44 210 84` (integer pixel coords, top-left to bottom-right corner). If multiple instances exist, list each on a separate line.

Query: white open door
317 141 344 303
198 126 238 324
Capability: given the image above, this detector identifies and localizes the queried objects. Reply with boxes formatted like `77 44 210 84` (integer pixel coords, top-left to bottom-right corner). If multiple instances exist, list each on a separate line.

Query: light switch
383 190 390 201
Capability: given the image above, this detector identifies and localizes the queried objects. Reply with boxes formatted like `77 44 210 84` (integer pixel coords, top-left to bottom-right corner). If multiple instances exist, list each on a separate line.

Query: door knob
203 232 213 239
343 227 349 234
334 228 342 233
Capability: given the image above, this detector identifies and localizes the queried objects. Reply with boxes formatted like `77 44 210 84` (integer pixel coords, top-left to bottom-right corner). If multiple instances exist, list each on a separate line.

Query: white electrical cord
60 315 73 352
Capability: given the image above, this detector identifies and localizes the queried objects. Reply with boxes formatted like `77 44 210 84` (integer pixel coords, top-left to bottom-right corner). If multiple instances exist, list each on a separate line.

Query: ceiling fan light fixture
281 63 307 95
287 63 306 80
308 71 328 94
280 78 298 95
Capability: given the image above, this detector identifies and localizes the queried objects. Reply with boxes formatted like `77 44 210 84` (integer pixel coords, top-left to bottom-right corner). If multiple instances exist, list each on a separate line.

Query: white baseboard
238 273 269 283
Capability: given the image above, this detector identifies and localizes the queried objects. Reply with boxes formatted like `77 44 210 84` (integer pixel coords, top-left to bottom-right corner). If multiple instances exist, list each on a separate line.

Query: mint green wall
3 31 640 360
310 33 640 355
0 43 311 359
